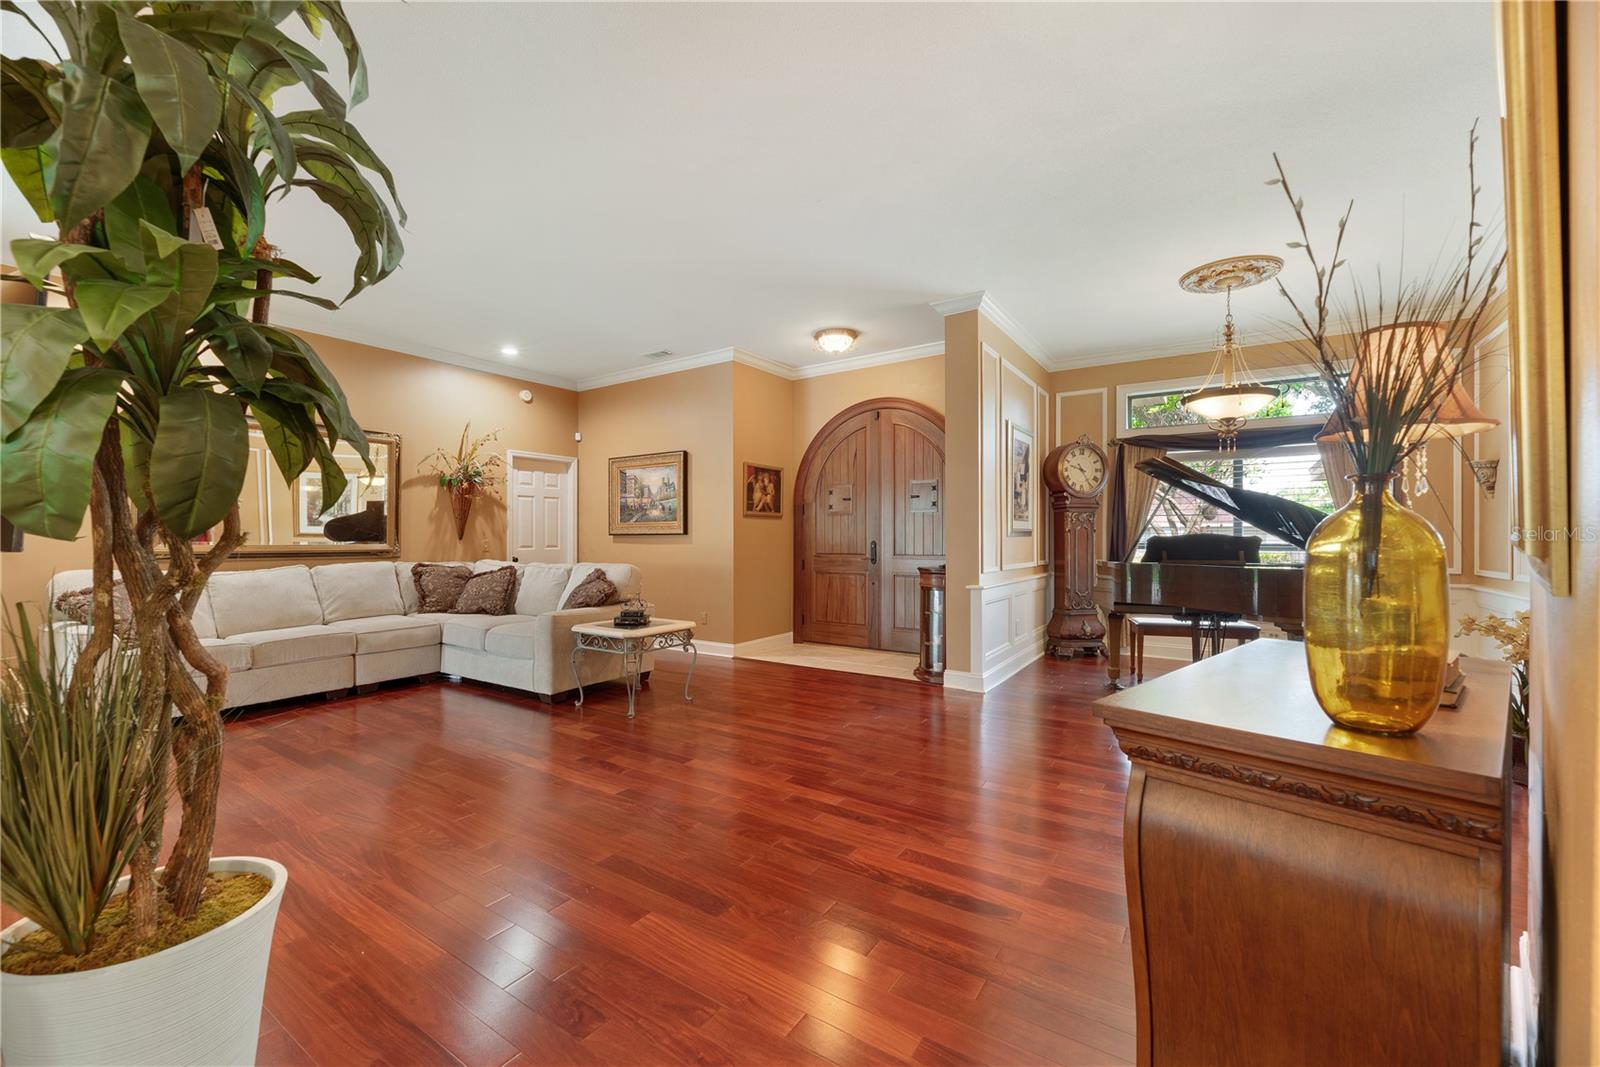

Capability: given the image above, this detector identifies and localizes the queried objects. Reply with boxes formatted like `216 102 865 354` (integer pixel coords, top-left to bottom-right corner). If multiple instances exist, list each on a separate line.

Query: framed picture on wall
743 463 783 517
1008 421 1034 535
609 450 688 535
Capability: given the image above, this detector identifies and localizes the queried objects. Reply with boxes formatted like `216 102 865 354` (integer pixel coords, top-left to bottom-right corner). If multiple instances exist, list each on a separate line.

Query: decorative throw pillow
54 581 136 638
412 563 473 613
449 565 518 615
562 567 618 609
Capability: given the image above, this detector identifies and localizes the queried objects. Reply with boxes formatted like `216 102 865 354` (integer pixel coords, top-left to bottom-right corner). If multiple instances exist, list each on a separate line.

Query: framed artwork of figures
743 463 783 517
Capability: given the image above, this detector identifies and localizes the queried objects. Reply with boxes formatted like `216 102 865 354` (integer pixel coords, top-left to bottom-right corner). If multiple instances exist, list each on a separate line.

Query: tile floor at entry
741 642 921 682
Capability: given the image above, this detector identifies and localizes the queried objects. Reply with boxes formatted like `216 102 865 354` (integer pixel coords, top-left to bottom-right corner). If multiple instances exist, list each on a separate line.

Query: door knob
869 540 878 565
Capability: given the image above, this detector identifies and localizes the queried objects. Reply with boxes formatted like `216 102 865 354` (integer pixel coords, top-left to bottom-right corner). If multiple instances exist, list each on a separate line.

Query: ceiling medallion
1179 255 1284 450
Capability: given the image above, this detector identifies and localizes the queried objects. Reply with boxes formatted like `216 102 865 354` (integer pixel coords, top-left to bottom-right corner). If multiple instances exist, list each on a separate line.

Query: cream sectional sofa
44 560 647 710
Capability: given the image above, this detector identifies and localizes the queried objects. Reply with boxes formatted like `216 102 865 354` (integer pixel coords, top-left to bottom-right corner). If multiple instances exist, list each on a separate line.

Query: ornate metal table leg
683 639 697 702
624 644 640 719
571 644 586 707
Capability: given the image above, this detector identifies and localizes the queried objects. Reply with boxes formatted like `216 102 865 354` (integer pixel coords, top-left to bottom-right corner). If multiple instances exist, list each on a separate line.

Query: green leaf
281 111 403 223
72 278 174 350
7 238 111 289
48 64 153 229
137 224 218 375
224 71 294 183
1 56 60 149
149 387 248 538
121 427 153 513
115 13 221 172
2 140 56 221
247 391 315 483
302 1 367 107
311 438 348 518
104 174 179 271
0 368 122 539
203 312 273 395
0 305 89 436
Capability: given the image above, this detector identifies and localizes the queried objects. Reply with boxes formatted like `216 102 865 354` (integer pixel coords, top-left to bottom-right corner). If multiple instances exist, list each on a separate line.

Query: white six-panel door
507 452 576 564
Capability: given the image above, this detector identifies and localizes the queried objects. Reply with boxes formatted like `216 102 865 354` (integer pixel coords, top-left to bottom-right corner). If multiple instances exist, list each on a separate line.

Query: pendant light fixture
1179 255 1284 450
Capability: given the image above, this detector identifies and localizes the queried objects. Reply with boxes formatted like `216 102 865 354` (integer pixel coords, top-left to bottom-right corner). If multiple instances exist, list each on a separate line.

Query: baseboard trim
946 631 1045 693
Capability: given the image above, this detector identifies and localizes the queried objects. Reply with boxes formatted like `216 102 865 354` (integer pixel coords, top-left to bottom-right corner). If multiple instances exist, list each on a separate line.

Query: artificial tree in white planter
0 2 402 1062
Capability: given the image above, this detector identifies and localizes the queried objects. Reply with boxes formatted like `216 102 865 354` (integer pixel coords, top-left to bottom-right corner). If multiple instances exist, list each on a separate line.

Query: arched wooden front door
794 399 944 652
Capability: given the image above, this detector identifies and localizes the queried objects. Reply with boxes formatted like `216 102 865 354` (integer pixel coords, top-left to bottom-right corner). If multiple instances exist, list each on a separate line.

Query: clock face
1062 445 1105 494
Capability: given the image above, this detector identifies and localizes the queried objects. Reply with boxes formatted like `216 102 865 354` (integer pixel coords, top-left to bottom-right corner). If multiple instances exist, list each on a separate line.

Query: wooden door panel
799 418 873 647
878 411 945 653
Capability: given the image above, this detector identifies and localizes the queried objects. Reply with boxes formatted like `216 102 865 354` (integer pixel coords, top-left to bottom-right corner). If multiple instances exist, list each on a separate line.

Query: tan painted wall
0 318 579 620
792 355 945 463
576 364 736 644
732 364 795 644
942 312 983 673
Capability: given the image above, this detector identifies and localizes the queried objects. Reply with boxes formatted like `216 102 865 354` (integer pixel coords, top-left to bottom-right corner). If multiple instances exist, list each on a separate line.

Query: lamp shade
1348 321 1500 441
1183 384 1279 421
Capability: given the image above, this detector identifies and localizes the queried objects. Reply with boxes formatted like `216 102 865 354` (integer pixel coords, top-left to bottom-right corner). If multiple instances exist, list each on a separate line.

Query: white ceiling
2 2 1504 389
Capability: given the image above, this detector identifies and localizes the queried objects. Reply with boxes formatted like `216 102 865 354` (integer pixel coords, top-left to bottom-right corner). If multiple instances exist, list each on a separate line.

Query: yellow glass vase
1303 474 1449 735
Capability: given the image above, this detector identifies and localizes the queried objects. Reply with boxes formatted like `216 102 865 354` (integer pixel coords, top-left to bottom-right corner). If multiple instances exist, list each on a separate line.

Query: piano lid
1136 455 1328 550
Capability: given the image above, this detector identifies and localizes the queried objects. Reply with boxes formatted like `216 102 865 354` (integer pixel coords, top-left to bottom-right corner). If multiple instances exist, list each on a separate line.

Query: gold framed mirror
190 427 401 559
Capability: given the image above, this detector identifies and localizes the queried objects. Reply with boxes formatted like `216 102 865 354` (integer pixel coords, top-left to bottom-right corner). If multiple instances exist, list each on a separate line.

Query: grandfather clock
1043 434 1110 657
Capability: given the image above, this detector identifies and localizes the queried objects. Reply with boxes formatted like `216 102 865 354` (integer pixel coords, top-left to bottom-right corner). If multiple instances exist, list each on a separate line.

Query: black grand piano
1099 455 1328 688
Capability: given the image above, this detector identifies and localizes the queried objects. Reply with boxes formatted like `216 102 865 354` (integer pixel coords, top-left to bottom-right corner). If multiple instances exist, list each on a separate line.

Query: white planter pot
1 856 287 1067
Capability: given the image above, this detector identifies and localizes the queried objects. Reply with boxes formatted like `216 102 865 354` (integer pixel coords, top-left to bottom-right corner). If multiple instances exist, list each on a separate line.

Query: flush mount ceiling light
1178 255 1284 450
813 327 860 355
499 344 519 357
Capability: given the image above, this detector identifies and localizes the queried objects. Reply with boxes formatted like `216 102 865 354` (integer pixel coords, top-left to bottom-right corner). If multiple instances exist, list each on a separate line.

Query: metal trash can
914 565 946 684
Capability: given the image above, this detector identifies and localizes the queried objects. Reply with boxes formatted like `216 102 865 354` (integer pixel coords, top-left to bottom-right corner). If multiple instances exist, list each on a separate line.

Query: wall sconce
1469 458 1500 498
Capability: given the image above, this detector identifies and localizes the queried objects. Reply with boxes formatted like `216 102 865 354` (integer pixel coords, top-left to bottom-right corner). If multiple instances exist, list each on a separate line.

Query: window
1127 375 1336 429
1138 444 1335 563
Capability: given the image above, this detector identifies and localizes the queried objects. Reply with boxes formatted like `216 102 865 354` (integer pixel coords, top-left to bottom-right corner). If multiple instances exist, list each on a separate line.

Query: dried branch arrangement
1269 125 1507 480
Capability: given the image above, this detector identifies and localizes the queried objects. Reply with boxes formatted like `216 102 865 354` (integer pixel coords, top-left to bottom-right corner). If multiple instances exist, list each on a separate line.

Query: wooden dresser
1095 639 1511 1067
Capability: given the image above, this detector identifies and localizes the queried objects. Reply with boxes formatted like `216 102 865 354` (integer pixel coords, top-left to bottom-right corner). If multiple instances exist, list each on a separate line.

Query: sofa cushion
561 562 640 605
514 563 572 616
416 612 535 651
324 614 441 654
312 562 405 622
412 563 472 613
199 637 253 673
480 619 548 660
228 625 356 668
562 567 617 609
208 566 323 637
450 565 517 615
44 569 217 639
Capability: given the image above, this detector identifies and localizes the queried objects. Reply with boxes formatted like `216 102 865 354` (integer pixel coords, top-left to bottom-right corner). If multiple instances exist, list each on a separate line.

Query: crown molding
789 341 944 379
1047 314 1374 373
928 290 1051 368
272 313 582 391
574 340 945 390
576 346 744 390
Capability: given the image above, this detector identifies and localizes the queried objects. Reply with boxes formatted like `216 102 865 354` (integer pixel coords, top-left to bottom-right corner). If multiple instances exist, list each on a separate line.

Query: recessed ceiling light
499 344 519 357
813 327 860 355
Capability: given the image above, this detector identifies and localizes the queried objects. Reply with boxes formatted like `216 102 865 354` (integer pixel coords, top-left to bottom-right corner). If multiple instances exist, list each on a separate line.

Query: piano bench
1127 615 1262 682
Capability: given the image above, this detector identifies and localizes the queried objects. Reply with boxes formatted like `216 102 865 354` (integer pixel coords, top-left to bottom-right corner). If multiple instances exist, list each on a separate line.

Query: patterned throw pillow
449 565 518 615
54 581 136 638
412 563 473 613
562 568 618 609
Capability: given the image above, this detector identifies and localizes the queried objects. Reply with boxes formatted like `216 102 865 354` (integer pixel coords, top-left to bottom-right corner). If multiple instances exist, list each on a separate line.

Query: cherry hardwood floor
214 653 1140 1067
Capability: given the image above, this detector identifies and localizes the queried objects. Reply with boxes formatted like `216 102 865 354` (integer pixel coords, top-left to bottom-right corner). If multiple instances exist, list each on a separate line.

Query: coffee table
570 619 697 718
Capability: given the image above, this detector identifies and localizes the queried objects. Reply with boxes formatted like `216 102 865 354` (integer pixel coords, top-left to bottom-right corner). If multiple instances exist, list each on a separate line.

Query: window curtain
1106 441 1168 561
1315 414 1358 507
